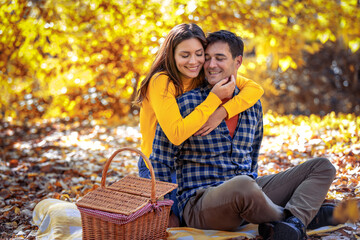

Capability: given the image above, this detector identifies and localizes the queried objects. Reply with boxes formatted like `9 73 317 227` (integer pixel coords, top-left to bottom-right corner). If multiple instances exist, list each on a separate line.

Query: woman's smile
174 38 205 79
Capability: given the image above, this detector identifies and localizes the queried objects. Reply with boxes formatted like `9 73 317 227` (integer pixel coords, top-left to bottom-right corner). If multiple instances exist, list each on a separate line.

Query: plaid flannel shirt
150 83 263 221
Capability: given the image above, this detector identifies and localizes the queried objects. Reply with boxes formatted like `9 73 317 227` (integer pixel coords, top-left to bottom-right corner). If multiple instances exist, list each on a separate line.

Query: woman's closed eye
181 53 203 58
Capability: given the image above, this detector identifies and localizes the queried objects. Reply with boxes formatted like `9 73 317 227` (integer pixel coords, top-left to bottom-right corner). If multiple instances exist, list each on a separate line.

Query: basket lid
76 175 177 215
76 148 177 215
108 175 177 199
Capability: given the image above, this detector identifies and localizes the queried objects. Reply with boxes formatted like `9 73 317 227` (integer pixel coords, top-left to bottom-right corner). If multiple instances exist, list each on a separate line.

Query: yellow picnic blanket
166 224 346 240
33 199 82 240
167 225 258 239
32 199 345 240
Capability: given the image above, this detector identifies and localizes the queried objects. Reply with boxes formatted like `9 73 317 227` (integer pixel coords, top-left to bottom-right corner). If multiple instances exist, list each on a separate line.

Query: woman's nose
189 55 196 64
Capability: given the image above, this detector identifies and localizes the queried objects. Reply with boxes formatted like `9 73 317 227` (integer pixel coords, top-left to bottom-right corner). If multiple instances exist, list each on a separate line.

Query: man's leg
256 158 336 226
183 175 284 231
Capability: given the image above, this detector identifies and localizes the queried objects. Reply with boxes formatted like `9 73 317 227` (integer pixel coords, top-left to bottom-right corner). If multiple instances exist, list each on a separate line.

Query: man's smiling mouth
209 71 221 75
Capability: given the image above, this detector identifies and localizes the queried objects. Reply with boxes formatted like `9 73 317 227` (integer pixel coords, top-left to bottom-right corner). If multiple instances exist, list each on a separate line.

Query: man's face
204 41 242 86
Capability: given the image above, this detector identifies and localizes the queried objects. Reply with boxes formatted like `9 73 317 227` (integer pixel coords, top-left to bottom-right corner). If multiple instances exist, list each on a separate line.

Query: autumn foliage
1 0 360 122
1 2 360 239
1 112 359 239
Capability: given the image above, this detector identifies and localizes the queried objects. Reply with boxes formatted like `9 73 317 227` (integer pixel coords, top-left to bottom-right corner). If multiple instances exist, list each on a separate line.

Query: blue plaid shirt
150 83 263 221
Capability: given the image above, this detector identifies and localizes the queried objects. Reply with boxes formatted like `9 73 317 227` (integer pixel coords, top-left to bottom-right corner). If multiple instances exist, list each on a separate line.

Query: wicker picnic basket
76 147 177 240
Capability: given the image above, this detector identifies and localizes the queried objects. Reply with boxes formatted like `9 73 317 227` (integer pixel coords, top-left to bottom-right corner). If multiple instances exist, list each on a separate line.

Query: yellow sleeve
222 75 264 119
148 74 222 145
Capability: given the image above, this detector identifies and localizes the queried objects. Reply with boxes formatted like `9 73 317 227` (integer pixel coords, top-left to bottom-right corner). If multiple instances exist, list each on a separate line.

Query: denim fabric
138 157 180 218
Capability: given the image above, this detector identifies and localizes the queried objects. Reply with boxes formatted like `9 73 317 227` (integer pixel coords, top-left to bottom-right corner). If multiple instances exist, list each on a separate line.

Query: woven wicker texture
76 187 149 215
109 175 178 199
76 147 177 215
76 147 177 239
80 205 171 240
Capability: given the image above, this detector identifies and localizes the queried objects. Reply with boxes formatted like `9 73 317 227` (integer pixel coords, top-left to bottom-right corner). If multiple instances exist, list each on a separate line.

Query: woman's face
174 38 205 79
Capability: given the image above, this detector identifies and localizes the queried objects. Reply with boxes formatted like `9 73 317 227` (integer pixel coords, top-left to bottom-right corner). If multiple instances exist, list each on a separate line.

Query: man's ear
235 56 242 70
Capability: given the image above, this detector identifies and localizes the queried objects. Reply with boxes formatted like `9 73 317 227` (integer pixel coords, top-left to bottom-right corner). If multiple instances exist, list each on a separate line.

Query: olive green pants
183 158 336 231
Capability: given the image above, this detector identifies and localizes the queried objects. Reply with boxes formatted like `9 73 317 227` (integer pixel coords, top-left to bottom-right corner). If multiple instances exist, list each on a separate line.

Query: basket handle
101 147 156 203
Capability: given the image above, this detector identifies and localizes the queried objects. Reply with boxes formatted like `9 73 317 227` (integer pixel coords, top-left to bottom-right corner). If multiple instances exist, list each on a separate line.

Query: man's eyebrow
205 53 227 57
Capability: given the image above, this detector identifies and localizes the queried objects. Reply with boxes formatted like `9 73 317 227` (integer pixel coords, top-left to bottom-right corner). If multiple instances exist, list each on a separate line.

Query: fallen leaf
334 199 360 223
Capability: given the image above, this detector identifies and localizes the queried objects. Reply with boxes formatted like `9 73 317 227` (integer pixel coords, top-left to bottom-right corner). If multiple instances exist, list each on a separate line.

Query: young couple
135 24 340 240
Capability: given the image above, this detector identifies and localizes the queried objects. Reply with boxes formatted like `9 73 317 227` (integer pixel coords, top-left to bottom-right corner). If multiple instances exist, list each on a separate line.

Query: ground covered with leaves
1 112 359 239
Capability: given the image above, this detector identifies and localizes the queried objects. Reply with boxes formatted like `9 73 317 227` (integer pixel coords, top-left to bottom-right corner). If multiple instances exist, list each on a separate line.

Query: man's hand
194 106 228 136
168 212 180 227
210 75 235 100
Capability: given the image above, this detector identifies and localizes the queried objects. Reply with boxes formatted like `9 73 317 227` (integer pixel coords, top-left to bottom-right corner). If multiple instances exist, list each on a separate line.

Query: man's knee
314 157 336 179
229 175 262 198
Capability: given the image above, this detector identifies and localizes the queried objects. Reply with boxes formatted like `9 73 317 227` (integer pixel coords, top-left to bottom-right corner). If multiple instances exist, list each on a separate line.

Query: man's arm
150 124 179 184
250 101 264 178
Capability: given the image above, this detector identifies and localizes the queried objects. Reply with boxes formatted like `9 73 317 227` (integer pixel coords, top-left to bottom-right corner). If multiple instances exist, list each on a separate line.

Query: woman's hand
210 75 235 100
194 106 227 136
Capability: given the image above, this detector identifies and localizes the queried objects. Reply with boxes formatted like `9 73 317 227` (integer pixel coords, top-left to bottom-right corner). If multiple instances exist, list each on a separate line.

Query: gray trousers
183 158 336 231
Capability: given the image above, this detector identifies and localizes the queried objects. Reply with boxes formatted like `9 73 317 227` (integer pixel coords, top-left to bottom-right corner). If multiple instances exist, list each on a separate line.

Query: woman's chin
184 71 200 79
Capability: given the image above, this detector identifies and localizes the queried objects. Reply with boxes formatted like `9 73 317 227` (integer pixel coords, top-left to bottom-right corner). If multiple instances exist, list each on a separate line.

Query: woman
135 23 264 162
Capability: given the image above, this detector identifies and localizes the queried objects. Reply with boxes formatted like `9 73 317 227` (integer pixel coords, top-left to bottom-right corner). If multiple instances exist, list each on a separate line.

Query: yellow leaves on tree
1 0 359 121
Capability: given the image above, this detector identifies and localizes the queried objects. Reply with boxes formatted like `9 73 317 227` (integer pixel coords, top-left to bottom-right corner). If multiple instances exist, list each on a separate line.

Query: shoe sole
258 223 275 240
273 221 303 240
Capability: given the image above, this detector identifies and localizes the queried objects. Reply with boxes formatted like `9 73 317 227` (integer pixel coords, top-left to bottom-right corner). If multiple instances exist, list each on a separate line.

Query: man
150 30 338 240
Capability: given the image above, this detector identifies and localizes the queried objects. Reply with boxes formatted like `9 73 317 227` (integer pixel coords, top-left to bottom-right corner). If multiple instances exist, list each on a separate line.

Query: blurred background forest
0 0 359 124
1 1 360 238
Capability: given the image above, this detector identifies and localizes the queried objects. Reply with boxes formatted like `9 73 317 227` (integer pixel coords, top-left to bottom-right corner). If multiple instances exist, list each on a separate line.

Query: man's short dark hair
206 30 244 59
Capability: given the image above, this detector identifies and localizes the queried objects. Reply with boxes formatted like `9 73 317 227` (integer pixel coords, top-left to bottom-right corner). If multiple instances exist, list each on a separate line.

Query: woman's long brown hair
134 23 206 105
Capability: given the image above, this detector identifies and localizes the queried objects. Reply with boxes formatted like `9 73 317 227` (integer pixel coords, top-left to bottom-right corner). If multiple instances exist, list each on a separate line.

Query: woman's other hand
194 106 227 136
210 75 235 100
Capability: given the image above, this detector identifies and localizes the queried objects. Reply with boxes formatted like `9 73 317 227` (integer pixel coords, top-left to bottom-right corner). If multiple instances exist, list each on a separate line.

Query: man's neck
222 98 231 104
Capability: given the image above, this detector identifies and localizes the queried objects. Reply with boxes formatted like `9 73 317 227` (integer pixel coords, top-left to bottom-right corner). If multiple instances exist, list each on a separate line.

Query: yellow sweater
140 72 264 158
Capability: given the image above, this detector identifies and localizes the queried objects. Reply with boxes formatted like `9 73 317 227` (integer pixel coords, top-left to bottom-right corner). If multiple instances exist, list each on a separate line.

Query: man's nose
208 58 217 68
